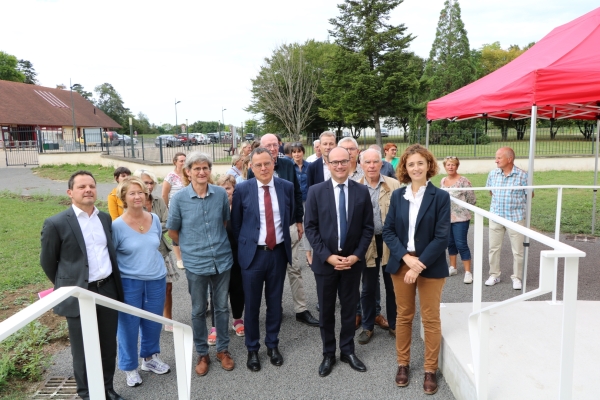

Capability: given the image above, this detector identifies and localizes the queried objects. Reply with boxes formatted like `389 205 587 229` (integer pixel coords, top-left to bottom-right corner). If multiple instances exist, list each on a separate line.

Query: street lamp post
222 107 227 146
174 99 181 136
186 118 189 150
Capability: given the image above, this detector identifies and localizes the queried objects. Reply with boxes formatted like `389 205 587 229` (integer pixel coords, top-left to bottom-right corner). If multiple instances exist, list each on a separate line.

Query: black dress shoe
296 310 319 327
105 388 126 400
267 347 284 366
318 355 336 377
246 350 261 372
340 353 367 372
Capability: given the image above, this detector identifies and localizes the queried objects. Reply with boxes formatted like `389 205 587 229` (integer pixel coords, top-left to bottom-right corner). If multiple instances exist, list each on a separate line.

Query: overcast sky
2 0 596 129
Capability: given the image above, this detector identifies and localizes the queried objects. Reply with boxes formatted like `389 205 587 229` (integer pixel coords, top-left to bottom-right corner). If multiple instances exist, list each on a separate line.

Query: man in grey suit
40 171 125 400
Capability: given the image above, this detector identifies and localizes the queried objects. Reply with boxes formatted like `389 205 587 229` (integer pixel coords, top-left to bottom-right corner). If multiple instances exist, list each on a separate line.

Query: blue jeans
448 221 471 260
117 277 166 371
186 269 231 355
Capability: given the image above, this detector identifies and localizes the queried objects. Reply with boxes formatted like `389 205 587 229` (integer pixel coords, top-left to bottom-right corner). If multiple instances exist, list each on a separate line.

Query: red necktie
263 186 276 249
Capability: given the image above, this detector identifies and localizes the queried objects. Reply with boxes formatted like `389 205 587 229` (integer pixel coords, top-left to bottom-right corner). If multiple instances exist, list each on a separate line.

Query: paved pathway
4 167 598 399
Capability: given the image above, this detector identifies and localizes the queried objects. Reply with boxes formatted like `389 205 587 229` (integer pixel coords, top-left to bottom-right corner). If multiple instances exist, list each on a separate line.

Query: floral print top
441 175 476 223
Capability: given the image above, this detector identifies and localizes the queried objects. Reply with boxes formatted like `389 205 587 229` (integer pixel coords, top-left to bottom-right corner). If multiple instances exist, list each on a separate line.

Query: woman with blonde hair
382 144 450 394
113 176 170 387
134 169 180 331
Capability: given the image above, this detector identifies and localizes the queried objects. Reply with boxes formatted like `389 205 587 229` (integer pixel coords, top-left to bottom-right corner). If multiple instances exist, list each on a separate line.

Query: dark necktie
263 185 276 249
339 183 347 249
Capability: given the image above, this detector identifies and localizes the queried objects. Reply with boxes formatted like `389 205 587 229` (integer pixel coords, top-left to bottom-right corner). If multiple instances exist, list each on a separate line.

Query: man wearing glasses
247 134 319 327
339 137 364 182
305 147 374 377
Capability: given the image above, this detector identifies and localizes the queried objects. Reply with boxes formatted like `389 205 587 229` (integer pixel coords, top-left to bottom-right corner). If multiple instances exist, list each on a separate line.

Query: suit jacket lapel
415 183 435 230
326 180 337 225
249 178 260 226
66 207 88 258
400 187 410 230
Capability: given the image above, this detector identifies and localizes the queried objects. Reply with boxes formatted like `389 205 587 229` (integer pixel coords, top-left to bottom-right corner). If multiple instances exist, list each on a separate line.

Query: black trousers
66 278 119 398
314 263 363 356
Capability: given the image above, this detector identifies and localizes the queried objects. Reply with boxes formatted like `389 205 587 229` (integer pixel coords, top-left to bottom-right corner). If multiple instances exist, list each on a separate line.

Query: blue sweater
112 213 166 281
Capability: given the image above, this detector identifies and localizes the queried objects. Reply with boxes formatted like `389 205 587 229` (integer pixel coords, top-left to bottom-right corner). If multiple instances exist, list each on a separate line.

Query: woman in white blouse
382 144 451 395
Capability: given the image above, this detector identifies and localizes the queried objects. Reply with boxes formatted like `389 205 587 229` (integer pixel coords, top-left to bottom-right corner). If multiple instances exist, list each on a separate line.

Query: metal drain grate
565 235 598 242
32 376 80 399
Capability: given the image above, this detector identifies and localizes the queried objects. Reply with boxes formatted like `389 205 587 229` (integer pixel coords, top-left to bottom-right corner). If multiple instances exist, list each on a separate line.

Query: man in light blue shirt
167 152 234 376
485 147 530 290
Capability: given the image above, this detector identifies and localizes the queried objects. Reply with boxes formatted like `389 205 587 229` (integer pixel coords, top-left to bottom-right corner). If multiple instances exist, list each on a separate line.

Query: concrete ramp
439 301 599 400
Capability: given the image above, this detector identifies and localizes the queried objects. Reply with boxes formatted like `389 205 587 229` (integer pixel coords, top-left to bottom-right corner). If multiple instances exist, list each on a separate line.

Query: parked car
221 134 241 144
380 128 389 137
155 135 183 147
189 133 210 145
111 134 138 146
176 134 198 145
244 133 256 141
207 133 220 143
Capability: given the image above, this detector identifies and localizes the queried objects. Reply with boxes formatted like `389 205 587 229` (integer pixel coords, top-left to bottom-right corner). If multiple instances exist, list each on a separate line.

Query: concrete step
439 301 599 400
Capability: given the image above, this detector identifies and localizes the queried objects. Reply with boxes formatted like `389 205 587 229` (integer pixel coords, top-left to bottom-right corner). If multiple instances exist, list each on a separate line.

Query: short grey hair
250 147 273 161
339 137 359 148
313 139 320 146
185 152 213 170
360 148 382 163
319 131 336 141
133 169 158 184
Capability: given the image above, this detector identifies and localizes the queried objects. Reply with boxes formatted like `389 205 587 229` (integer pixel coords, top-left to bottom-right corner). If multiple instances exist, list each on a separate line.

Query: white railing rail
0 287 194 400
448 194 586 400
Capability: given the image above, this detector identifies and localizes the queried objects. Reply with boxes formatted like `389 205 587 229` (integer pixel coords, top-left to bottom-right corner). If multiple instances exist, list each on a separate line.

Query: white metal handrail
448 196 586 400
0 286 194 400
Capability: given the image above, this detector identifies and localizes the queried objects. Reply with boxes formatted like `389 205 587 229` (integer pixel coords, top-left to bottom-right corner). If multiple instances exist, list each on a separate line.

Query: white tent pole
592 118 600 234
522 105 537 292
425 121 430 148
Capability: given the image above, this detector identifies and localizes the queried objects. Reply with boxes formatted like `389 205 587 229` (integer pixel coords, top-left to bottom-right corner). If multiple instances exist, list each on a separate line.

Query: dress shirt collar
363 174 385 188
72 204 99 218
404 180 429 201
333 178 350 188
187 183 215 198
256 176 275 189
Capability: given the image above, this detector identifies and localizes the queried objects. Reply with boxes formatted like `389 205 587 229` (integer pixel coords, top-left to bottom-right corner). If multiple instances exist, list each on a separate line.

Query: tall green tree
17 60 37 84
71 83 93 100
0 51 25 82
248 41 323 141
328 0 416 148
422 0 474 101
94 83 130 131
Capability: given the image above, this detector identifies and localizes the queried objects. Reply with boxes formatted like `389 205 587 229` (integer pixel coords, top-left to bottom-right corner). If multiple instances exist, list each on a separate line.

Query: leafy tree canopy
0 51 26 82
17 59 37 84
71 83 93 100
94 83 130 131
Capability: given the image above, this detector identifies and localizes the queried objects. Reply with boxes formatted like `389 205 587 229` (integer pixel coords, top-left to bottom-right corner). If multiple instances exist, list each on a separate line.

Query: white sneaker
448 266 458 276
512 278 522 290
141 353 171 374
125 369 142 387
485 276 500 286
463 271 473 284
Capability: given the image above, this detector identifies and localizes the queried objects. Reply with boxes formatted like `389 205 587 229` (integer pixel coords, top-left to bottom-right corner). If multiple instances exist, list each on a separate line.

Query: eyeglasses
264 144 279 149
143 181 155 186
329 159 350 167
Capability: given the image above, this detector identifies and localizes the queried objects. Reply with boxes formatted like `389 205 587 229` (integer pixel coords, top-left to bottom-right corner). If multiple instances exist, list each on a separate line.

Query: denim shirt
293 160 311 202
166 184 233 276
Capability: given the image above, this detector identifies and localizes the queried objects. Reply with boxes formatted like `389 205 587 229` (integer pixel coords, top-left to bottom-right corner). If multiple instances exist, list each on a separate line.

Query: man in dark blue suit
231 148 295 372
306 131 337 187
305 147 374 377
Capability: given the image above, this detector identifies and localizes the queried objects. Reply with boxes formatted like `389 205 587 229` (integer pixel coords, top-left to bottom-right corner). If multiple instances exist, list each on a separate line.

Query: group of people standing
40 126 529 398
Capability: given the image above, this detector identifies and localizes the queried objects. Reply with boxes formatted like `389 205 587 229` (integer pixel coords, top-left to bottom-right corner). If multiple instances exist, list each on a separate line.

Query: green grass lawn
430 170 600 234
32 164 116 183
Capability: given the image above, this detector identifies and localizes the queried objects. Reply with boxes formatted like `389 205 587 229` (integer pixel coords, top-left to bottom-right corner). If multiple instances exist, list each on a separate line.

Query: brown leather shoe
216 350 235 371
395 365 409 387
355 314 361 330
389 327 396 337
375 314 389 330
195 354 210 376
423 371 438 394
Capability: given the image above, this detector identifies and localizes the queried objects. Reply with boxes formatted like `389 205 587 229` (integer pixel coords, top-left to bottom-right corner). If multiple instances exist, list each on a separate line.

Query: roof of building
0 80 122 128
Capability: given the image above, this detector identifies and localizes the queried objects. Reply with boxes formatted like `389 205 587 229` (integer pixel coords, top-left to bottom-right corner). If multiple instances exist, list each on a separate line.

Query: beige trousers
288 224 307 313
488 219 525 280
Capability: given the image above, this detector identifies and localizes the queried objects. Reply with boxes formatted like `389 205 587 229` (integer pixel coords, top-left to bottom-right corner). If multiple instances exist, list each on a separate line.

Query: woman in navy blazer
382 144 450 395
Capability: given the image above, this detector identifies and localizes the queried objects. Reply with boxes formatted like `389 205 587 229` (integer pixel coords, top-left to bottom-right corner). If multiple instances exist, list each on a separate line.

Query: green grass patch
430 170 600 234
0 191 108 292
32 164 116 183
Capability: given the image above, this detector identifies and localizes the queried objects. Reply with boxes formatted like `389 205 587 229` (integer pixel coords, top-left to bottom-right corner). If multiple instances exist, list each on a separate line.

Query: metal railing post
551 187 563 304
159 138 164 164
77 294 105 399
141 137 145 160
559 256 579 400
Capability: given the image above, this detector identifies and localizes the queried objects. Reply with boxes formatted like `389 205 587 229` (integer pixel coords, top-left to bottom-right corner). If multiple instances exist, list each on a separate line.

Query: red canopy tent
425 6 600 290
427 6 600 122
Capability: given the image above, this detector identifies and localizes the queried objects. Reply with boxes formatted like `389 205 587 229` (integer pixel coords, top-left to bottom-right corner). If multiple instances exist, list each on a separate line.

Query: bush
429 131 491 145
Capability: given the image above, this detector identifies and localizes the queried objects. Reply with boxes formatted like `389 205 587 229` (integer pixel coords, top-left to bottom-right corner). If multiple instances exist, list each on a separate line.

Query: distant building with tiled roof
0 80 121 146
